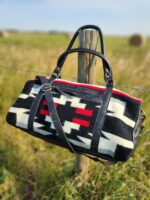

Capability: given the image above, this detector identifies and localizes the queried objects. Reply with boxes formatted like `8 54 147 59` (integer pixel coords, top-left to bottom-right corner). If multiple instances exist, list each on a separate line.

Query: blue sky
0 0 150 35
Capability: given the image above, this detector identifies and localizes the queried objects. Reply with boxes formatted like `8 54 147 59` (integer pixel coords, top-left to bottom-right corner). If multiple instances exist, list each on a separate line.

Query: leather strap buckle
42 83 52 92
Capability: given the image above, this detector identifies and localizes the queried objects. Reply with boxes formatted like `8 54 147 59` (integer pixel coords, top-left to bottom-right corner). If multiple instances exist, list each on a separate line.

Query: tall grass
0 33 150 200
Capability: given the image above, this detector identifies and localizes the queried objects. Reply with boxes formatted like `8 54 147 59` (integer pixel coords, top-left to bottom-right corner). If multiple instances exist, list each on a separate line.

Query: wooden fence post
74 29 98 186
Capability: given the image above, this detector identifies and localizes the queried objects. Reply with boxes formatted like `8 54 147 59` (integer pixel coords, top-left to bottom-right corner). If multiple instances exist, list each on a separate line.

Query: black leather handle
54 48 113 84
50 25 109 82
66 25 105 55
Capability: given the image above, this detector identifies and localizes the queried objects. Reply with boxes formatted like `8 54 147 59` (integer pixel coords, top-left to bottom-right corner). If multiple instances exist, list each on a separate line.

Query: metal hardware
42 83 52 92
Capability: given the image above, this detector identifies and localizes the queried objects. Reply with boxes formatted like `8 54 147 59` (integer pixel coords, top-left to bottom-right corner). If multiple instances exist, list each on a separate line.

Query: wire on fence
0 65 150 93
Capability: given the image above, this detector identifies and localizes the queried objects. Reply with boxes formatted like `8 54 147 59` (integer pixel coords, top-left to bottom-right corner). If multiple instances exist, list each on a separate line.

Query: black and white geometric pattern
6 78 143 162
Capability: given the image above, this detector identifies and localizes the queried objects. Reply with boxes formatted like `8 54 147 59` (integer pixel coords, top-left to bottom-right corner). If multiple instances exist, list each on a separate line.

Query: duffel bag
6 25 145 163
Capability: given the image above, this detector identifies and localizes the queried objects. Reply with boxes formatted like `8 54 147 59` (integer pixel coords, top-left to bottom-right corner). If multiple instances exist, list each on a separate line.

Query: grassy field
0 32 150 200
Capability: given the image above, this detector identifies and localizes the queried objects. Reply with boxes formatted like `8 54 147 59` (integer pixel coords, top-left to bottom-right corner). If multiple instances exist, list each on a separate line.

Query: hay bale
0 31 9 38
129 34 145 46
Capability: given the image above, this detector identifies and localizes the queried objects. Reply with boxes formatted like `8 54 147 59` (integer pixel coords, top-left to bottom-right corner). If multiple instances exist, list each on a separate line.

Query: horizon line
0 28 149 37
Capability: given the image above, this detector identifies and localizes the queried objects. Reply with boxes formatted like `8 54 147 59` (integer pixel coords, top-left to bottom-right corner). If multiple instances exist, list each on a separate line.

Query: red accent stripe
54 103 58 107
72 118 90 127
75 108 93 116
43 99 47 105
40 109 50 116
42 100 58 107
53 79 142 103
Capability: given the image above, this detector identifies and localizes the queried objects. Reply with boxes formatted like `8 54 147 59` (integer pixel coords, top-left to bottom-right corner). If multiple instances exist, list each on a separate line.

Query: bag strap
38 76 76 153
49 48 114 154
28 76 56 133
66 25 105 55
51 25 107 79
41 75 113 157
51 48 113 84
28 76 75 153
28 75 114 163
91 83 113 152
